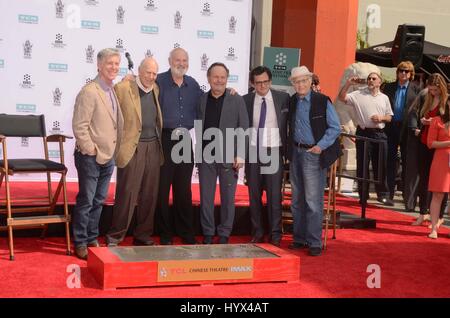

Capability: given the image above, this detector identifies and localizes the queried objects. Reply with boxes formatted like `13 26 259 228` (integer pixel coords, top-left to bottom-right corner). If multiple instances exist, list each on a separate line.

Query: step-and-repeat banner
0 0 252 181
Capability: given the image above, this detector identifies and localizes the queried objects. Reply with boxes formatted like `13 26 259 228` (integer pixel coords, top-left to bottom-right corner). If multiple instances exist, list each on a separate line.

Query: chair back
0 114 46 137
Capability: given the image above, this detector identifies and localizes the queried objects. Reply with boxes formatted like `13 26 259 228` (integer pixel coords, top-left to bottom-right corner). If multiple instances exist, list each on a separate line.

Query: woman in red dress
411 74 449 226
427 98 450 239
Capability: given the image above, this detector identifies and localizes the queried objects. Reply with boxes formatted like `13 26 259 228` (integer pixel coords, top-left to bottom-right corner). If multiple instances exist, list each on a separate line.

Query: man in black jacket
382 61 420 203
243 66 290 247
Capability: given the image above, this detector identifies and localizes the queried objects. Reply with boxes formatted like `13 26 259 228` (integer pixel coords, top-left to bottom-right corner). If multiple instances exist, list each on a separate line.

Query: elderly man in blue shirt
287 66 341 256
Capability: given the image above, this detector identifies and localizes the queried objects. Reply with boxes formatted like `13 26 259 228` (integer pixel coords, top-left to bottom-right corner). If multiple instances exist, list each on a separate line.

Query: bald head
169 48 189 78
138 57 158 89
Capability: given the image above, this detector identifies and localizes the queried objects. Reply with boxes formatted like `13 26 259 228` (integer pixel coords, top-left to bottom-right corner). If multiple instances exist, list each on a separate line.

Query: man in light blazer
106 57 164 247
72 48 124 260
196 62 249 244
243 66 290 247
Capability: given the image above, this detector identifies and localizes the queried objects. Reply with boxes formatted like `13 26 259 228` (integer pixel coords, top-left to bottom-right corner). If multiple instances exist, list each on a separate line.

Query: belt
294 142 315 149
358 127 383 132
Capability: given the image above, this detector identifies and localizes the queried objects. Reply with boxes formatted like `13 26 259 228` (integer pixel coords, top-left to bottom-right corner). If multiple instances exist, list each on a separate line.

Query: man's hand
122 74 136 82
307 145 322 154
370 114 384 123
233 156 245 170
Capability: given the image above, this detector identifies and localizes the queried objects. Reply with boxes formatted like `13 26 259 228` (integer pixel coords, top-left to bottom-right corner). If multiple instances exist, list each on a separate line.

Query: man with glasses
339 71 394 206
382 61 420 209
287 66 341 256
243 66 290 246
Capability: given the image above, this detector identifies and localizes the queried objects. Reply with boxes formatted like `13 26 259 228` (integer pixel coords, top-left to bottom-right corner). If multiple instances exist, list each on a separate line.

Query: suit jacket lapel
93 80 116 123
130 82 142 125
271 89 282 130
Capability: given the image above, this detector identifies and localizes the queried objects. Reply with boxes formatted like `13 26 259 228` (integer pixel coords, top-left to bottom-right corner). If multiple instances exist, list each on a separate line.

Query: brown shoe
75 246 88 260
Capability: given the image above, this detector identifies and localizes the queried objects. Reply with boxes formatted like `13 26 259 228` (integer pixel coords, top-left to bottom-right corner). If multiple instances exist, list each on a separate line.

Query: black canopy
356 40 450 81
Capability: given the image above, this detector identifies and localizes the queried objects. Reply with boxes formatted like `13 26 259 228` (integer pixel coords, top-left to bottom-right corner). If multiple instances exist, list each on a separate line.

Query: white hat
289 66 312 81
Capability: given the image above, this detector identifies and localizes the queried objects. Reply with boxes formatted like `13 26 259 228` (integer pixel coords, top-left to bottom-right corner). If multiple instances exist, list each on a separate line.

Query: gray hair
97 48 120 63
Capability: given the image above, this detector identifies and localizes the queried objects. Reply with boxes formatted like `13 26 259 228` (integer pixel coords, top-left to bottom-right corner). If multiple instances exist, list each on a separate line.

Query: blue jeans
290 148 326 248
72 151 114 247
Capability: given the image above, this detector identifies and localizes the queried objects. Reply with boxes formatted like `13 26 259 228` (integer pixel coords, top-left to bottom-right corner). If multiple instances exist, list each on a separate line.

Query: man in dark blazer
196 62 249 244
243 66 290 246
382 61 420 203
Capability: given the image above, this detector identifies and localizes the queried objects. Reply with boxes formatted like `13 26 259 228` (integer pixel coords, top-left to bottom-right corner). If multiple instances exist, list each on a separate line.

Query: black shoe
270 239 281 247
133 238 155 246
377 197 394 206
160 238 173 245
87 241 100 247
288 242 308 250
218 236 229 244
182 237 198 245
75 246 88 260
309 246 322 256
249 236 264 243
203 235 214 244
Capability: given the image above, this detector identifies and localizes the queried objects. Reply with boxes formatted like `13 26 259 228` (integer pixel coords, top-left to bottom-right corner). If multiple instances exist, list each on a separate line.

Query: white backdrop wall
0 0 252 181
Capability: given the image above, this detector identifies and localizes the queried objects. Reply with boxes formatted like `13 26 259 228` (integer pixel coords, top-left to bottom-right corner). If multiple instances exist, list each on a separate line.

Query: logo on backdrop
200 84 208 92
116 6 125 24
200 53 209 71
81 20 101 30
23 40 33 59
201 2 213 17
225 47 237 61
229 16 237 33
145 49 154 58
85 78 93 85
21 137 29 147
53 88 62 106
18 14 39 24
145 0 158 11
55 0 65 19
51 121 63 134
20 74 35 89
274 53 287 70
86 45 95 63
16 104 37 113
228 75 239 83
174 11 182 29
174 43 181 49
197 30 214 39
49 63 68 72
115 38 125 52
85 0 99 6
52 33 67 49
141 25 159 35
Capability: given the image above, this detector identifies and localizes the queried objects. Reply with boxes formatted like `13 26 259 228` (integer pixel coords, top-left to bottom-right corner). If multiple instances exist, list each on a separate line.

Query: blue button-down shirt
293 91 341 150
393 82 409 122
156 69 203 129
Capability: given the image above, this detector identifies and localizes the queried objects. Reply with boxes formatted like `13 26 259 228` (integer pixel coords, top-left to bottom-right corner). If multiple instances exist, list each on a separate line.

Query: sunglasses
398 69 411 74
367 77 378 81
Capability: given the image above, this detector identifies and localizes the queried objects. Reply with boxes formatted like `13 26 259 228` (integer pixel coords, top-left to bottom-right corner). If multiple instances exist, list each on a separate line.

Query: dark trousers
417 142 447 217
356 127 389 201
385 122 406 199
157 130 195 242
403 130 420 210
106 141 161 244
72 152 114 247
245 147 283 241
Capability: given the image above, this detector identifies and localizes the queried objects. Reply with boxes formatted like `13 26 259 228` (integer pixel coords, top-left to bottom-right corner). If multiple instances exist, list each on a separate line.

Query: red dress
427 117 450 193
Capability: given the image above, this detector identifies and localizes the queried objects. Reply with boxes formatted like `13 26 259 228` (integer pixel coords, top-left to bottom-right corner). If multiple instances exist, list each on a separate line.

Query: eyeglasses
254 80 271 86
367 77 378 81
398 69 411 74
292 78 309 85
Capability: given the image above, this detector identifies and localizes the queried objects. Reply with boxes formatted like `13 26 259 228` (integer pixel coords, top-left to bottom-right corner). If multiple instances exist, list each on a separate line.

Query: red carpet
1 188 450 298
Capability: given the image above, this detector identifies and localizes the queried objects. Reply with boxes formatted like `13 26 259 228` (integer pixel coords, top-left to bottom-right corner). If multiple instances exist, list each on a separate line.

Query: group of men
71 46 342 260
